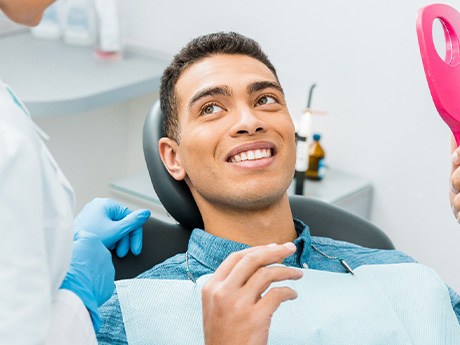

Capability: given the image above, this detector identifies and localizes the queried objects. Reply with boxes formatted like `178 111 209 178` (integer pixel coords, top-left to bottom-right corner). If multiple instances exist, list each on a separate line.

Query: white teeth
230 148 272 163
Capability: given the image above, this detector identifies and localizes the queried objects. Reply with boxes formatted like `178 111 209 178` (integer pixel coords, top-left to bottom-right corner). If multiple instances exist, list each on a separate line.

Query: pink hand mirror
417 3 460 145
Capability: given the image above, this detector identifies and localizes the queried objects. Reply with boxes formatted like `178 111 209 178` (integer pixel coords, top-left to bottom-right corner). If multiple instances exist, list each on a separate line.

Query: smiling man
97 32 460 345
159 53 297 246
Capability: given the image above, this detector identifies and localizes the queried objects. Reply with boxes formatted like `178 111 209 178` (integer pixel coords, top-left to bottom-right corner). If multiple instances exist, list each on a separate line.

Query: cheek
276 119 297 166
181 121 227 155
273 117 296 145
179 128 219 173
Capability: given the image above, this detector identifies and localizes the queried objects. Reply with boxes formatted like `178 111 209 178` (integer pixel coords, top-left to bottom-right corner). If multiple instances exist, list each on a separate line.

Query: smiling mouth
228 148 274 163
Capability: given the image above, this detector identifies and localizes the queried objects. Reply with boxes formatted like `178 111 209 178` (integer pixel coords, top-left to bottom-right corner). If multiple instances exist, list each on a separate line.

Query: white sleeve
46 290 97 345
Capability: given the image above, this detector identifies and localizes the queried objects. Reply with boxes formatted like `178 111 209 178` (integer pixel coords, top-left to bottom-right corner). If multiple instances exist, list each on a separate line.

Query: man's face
164 54 296 212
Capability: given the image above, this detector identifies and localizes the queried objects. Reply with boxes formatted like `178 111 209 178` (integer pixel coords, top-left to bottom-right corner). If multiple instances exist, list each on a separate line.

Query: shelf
0 33 169 116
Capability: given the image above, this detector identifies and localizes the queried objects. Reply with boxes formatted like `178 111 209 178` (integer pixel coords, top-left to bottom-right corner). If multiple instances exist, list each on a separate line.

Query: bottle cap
313 133 321 141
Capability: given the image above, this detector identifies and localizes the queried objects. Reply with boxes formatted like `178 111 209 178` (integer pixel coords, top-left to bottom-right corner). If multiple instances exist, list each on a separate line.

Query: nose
230 107 267 137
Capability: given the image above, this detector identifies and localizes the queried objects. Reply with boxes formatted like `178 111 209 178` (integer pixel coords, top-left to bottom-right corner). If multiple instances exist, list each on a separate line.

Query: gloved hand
60 231 115 331
74 198 151 258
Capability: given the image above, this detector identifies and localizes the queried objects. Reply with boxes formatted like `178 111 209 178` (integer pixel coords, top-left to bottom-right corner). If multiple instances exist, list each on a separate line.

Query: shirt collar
187 218 312 271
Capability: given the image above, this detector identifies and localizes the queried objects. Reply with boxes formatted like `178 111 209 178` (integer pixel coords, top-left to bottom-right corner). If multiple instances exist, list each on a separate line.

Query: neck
198 193 297 246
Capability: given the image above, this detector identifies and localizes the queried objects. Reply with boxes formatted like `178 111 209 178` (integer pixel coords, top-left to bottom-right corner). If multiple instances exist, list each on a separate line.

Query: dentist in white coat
0 0 151 343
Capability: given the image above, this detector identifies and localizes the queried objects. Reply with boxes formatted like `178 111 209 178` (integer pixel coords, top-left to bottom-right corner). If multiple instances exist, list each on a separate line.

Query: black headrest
142 101 394 250
143 101 204 230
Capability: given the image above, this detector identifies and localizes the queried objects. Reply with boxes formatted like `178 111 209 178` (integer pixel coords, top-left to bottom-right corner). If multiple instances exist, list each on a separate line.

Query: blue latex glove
60 231 115 331
74 198 151 258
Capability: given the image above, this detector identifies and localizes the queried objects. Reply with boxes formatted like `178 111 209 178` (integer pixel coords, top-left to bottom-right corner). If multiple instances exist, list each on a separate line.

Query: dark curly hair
159 32 278 142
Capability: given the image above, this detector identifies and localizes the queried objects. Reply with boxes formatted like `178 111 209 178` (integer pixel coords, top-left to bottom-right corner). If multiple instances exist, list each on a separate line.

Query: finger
110 209 151 244
208 246 264 283
223 243 297 289
450 165 460 195
104 198 132 221
243 266 303 302
453 193 460 221
119 209 151 232
116 235 130 258
256 286 298 316
130 228 143 256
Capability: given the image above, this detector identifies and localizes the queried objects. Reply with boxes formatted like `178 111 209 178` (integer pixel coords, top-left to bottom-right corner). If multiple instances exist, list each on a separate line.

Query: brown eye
204 105 214 114
201 104 223 115
257 95 276 106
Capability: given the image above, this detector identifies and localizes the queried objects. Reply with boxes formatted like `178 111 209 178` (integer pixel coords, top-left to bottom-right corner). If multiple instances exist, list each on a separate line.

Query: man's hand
450 136 460 222
202 242 303 345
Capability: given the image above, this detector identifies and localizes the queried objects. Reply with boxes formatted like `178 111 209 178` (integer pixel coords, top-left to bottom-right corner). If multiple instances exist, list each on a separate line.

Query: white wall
34 93 157 210
118 0 460 290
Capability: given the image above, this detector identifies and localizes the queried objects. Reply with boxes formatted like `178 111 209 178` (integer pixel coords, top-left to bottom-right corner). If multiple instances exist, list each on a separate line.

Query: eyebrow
186 80 285 110
247 81 284 95
187 86 232 110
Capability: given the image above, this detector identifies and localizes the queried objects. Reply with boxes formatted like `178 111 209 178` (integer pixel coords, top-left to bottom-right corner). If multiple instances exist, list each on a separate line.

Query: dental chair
112 101 394 280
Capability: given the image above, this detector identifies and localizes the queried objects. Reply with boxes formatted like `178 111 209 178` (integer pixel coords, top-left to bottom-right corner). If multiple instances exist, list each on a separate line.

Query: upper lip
225 141 276 162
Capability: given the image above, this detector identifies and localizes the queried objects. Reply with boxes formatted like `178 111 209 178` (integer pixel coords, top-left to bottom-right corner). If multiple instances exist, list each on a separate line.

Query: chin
231 187 289 212
192 173 292 212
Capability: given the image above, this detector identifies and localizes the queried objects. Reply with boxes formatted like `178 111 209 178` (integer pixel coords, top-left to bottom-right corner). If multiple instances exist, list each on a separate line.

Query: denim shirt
97 219 460 345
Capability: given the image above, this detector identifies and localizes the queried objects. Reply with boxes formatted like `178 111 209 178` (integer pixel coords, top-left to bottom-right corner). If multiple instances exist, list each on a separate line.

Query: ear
158 137 186 181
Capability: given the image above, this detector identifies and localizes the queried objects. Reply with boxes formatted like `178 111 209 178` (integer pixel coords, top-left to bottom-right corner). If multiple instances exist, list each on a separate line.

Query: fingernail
283 242 296 250
267 243 277 247
452 151 460 165
451 185 458 194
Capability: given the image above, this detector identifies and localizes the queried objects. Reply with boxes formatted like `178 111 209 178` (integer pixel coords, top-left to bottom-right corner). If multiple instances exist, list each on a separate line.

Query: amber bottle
306 133 325 180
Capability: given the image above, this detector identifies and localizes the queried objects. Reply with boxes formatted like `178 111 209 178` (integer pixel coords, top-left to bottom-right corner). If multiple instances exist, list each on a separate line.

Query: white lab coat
0 80 97 344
